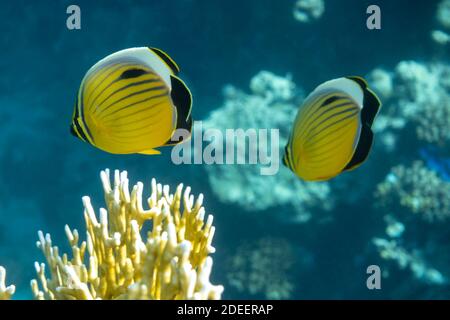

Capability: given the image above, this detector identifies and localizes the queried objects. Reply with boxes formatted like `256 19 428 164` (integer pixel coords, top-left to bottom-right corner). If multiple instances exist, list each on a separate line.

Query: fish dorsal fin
343 124 373 172
138 149 161 155
148 47 180 75
314 77 364 108
346 76 368 89
164 75 193 146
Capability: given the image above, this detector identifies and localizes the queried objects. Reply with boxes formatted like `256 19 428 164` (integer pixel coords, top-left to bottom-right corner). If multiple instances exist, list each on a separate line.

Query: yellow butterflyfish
70 47 192 155
283 76 381 181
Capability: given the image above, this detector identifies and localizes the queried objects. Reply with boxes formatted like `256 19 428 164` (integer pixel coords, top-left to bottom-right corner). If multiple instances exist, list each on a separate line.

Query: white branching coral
249 71 296 103
31 169 223 300
414 100 450 146
226 237 295 299
372 237 446 285
293 0 325 23
375 161 450 222
0 266 15 300
369 61 450 149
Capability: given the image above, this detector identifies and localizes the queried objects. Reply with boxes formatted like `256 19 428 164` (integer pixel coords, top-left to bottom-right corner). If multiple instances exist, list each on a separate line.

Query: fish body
70 47 192 155
283 76 381 181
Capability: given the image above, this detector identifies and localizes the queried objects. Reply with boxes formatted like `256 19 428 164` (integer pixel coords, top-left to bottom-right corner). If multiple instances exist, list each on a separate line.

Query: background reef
0 0 449 299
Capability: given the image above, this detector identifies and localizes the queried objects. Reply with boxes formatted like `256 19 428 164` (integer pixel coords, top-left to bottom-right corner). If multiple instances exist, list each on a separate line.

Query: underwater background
0 0 449 299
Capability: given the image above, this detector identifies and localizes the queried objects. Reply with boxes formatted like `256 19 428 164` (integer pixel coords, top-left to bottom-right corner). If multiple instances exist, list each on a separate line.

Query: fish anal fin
138 149 161 155
148 47 180 74
343 124 374 172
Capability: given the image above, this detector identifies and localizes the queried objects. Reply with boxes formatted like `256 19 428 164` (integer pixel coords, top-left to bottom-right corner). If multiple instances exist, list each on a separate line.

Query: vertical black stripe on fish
76 86 95 143
283 144 292 169
361 88 381 127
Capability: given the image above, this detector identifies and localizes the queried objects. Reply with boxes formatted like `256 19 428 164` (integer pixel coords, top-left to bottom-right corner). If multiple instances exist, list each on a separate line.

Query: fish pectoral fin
163 75 193 146
138 148 161 155
343 124 374 172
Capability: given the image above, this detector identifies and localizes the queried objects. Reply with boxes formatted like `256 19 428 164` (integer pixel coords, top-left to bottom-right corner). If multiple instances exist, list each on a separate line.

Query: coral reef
31 169 223 300
437 0 450 29
372 215 446 286
375 161 450 222
203 71 333 223
293 0 325 23
432 0 450 45
431 29 450 45
226 237 295 299
368 61 450 150
0 266 15 300
414 100 450 147
372 237 446 285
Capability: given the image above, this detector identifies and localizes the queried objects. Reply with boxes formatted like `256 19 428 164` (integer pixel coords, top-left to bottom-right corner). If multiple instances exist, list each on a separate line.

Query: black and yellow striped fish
283 76 381 181
70 47 192 155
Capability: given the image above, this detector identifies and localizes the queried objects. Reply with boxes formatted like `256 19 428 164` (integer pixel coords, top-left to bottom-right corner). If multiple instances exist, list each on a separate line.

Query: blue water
0 0 449 299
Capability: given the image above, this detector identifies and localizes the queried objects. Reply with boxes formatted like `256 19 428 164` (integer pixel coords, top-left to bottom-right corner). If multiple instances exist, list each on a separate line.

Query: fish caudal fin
346 75 382 126
164 75 193 146
343 124 374 172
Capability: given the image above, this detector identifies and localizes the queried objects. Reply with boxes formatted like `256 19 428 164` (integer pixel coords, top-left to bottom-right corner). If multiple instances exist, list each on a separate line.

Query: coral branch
31 169 223 300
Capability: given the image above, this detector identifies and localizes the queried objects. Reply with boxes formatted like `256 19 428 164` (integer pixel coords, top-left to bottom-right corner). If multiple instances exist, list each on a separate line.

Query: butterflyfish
283 76 381 181
70 47 192 155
